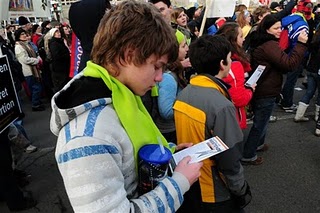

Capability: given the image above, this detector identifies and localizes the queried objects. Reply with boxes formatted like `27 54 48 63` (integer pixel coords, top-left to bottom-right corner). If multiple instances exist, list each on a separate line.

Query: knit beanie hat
270 2 280 10
14 28 27 41
18 16 30 26
175 29 185 45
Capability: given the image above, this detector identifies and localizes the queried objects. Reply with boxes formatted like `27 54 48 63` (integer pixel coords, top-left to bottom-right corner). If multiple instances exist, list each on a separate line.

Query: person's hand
175 156 203 185
298 30 308 43
181 58 191 68
37 57 43 66
250 83 256 92
175 143 193 152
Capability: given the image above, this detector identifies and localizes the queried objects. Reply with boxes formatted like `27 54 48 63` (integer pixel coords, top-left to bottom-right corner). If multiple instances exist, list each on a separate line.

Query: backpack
141 72 179 120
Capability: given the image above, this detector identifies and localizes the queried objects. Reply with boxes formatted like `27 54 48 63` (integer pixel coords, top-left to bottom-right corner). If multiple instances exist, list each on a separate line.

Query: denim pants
25 76 42 107
281 63 304 107
243 97 276 160
300 72 320 105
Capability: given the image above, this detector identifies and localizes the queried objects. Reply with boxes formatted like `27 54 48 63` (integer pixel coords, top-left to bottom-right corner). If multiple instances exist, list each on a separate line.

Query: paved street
1 78 320 213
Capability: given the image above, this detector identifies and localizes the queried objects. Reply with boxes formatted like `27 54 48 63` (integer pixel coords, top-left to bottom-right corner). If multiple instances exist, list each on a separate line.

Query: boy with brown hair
174 35 252 212
50 1 202 212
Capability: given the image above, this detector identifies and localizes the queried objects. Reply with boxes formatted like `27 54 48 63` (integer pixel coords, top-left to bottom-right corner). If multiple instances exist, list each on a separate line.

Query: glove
232 181 252 209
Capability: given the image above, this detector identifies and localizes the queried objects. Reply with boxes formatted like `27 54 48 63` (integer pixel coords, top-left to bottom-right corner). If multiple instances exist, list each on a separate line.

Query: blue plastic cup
138 144 172 195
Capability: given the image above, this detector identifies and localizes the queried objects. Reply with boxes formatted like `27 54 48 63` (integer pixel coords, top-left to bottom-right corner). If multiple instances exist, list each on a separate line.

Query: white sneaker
269 116 277 123
24 145 37 153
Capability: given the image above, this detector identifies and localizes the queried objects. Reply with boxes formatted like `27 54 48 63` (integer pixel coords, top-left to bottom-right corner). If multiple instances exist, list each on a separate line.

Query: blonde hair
237 10 250 28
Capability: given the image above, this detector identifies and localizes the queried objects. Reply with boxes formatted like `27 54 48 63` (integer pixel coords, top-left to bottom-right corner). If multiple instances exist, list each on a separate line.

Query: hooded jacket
174 75 248 208
69 0 110 71
50 71 190 212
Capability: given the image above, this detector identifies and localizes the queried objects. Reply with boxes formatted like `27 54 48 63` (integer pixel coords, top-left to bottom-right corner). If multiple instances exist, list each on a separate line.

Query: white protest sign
240 0 251 7
206 0 236 18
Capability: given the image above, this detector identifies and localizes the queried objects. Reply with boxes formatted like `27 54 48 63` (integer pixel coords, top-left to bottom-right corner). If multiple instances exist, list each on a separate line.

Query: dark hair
14 28 27 41
58 25 71 47
41 21 51 34
257 14 280 34
32 24 39 34
149 0 171 7
189 35 231 75
216 22 249 63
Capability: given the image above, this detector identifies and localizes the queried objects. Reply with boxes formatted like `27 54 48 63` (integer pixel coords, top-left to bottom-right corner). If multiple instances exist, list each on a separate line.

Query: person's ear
220 59 228 71
123 48 135 65
219 59 225 71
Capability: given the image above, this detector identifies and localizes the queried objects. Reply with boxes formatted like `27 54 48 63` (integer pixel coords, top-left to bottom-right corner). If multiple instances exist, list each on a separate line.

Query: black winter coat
306 38 320 73
49 37 71 92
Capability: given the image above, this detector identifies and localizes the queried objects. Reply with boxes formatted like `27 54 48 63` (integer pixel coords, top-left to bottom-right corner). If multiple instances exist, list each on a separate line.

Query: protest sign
199 0 236 36
0 55 22 133
206 0 236 18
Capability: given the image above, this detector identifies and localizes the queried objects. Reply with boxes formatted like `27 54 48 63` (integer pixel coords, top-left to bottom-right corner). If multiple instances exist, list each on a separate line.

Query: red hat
297 0 313 20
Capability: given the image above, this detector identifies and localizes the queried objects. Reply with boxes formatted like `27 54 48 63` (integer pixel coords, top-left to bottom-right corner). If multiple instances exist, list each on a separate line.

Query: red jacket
223 61 253 129
32 34 42 46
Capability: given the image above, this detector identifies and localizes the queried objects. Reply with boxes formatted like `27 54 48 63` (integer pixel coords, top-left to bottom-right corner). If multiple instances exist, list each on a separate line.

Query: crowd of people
1 0 320 212
0 14 72 212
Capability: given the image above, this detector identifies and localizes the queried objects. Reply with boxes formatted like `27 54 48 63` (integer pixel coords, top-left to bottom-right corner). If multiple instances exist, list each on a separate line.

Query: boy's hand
175 156 203 185
298 30 308 43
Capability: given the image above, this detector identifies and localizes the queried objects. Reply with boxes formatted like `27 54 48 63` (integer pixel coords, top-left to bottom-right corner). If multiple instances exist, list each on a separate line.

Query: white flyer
245 65 266 87
172 136 229 165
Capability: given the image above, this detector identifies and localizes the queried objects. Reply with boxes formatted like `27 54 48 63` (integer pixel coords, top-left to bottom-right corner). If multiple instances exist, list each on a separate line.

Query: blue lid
138 144 172 164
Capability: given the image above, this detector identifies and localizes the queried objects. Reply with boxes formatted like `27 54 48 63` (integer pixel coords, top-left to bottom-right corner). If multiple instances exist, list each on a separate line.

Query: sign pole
199 0 211 37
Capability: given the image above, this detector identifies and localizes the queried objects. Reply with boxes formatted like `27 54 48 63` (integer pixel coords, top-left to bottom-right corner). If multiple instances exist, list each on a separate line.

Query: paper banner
69 32 83 77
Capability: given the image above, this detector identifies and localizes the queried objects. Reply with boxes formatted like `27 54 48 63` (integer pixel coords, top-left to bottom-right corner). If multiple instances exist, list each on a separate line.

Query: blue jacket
281 13 309 51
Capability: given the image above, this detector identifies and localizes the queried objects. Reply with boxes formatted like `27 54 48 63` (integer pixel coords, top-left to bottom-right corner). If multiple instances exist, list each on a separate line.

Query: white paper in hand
245 65 266 87
172 136 229 165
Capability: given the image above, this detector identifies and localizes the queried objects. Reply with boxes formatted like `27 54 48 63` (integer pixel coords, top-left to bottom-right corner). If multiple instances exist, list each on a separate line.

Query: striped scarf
17 41 41 79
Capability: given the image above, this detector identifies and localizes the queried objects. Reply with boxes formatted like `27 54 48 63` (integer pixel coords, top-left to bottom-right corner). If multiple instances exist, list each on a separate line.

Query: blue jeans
300 72 320 105
281 63 304 107
25 76 42 107
243 97 276 160
13 119 29 141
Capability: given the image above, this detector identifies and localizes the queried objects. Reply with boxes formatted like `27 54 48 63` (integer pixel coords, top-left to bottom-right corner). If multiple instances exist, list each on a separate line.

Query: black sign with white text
0 55 22 133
